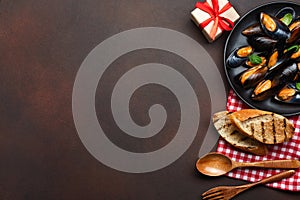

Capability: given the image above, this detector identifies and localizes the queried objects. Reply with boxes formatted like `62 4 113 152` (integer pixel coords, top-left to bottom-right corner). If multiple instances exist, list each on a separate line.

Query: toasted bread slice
229 109 295 144
213 111 268 155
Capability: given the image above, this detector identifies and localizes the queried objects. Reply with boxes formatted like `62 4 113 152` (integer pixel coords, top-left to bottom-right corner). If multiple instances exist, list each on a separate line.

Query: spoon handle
237 159 300 169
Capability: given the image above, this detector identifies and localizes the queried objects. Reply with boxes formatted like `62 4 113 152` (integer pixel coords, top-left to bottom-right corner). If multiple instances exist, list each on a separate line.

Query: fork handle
248 170 295 187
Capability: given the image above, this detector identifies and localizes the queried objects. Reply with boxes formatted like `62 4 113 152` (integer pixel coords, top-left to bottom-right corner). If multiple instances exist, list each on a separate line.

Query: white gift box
191 0 240 42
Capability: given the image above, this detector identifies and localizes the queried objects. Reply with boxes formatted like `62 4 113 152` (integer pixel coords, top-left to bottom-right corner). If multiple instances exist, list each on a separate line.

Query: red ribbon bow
195 0 235 40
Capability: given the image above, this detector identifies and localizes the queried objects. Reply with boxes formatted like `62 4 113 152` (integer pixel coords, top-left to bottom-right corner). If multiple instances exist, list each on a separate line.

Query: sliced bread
229 109 295 144
213 111 268 155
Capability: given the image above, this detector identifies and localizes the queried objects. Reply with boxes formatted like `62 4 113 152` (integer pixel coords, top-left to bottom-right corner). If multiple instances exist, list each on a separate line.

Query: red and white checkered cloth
217 89 300 192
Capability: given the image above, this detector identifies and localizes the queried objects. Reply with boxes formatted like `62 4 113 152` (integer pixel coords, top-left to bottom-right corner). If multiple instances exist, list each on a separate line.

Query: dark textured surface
0 0 299 199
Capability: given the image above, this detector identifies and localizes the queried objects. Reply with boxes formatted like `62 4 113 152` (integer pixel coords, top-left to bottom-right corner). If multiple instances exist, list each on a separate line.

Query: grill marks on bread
213 111 268 155
230 109 295 144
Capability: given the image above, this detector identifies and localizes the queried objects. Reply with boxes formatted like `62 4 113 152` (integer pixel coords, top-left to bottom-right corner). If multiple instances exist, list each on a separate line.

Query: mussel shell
289 17 300 31
247 36 277 52
290 47 300 62
275 7 296 22
242 23 264 37
236 46 253 57
287 23 300 44
275 93 300 104
288 82 299 89
260 12 291 40
227 55 246 68
252 86 280 101
252 80 279 101
226 46 253 68
273 62 298 84
268 50 279 68
274 83 300 104
268 49 294 71
240 65 268 89
277 87 296 100
252 62 298 101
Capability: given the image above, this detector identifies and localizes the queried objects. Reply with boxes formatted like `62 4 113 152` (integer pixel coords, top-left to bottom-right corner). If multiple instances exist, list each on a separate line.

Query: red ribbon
195 0 235 40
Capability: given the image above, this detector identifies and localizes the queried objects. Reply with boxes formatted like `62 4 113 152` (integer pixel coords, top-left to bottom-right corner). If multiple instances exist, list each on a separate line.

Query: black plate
224 2 300 116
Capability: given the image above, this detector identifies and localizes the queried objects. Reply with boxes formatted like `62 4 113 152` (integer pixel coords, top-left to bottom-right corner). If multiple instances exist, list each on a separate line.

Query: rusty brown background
0 0 299 199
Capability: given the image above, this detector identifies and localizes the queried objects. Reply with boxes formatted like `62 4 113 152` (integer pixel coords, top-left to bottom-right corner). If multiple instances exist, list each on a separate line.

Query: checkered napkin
217 89 300 192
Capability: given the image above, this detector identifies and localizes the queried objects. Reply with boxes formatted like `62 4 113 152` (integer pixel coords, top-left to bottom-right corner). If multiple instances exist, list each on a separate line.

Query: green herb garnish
296 82 300 91
249 54 262 65
286 45 300 53
281 13 293 26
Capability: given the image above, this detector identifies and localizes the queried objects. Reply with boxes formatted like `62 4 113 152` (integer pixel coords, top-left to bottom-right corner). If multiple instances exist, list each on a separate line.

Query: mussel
289 17 300 31
268 46 298 71
271 61 298 81
252 62 299 101
252 79 274 101
226 46 253 68
268 50 279 68
268 45 300 71
240 65 268 88
247 35 277 52
287 18 300 44
291 46 300 62
275 82 300 104
260 12 291 41
242 23 264 37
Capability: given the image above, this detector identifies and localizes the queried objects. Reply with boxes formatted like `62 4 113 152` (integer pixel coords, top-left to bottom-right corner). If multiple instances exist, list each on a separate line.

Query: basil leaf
296 82 300 91
281 13 293 26
249 54 262 65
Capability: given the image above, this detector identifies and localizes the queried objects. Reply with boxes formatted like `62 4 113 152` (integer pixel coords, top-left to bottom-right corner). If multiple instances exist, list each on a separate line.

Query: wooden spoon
196 152 300 176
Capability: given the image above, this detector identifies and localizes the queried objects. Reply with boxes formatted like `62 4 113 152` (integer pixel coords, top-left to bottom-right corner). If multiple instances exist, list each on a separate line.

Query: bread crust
213 111 268 155
229 109 295 144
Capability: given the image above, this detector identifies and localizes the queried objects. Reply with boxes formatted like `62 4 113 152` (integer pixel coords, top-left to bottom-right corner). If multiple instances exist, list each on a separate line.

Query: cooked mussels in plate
226 7 300 105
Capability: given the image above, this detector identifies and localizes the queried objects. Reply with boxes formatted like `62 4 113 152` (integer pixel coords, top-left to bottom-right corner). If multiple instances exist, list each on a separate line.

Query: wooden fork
202 170 295 200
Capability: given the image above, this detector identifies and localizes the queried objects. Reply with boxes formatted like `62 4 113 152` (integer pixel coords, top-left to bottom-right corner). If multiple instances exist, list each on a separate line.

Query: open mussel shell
267 48 295 71
260 12 291 41
247 35 277 52
289 16 300 31
252 62 299 101
240 65 268 89
290 47 300 62
275 7 296 22
287 27 300 44
287 22 300 44
251 79 280 101
274 83 300 104
276 92 300 104
226 46 253 68
268 50 279 69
